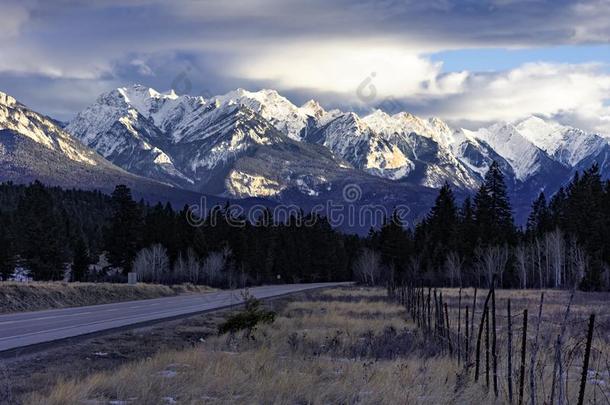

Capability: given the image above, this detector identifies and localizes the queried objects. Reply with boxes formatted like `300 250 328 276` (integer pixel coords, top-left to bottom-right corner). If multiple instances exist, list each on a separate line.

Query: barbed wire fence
387 281 610 404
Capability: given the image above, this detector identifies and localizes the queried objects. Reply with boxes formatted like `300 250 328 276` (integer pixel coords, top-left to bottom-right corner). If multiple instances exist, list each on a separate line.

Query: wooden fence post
577 314 595 405
416 287 421 328
507 298 513 404
427 288 432 335
518 309 528 405
485 307 490 388
474 287 494 381
445 302 453 356
457 288 462 364
471 287 477 344
418 287 426 329
434 289 439 338
529 293 545 405
468 287 477 358
491 288 498 396
439 291 445 338
551 291 574 405
465 305 470 365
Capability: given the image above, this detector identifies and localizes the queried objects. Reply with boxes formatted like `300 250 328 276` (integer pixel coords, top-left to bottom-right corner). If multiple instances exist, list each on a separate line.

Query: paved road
0 282 350 354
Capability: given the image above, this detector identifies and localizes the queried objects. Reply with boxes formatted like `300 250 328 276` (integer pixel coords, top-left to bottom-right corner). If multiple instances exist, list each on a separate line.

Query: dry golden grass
30 288 491 405
28 287 609 404
0 282 215 313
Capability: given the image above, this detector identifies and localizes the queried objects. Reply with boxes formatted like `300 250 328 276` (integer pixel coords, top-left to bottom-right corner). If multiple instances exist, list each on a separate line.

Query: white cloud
231 40 454 101
428 63 610 133
0 0 609 133
229 38 610 133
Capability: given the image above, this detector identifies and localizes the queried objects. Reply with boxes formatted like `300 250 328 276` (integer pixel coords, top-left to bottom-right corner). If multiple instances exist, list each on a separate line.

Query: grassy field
27 288 480 404
23 287 610 404
0 282 215 313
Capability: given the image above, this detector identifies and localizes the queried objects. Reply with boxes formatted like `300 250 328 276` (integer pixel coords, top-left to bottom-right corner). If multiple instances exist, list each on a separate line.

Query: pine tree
0 210 16 280
526 192 551 236
454 197 478 284
414 182 459 281
548 186 567 227
565 165 604 289
378 210 410 282
71 236 90 282
427 183 458 250
474 161 515 245
18 181 67 280
104 185 143 273
457 197 476 249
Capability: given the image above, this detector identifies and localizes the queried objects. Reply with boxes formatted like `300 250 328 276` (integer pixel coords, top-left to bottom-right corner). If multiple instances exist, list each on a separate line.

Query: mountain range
2 85 610 229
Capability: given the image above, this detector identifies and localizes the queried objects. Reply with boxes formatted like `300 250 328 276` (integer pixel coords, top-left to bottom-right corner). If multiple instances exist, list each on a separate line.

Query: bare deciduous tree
515 244 528 289
173 248 201 284
444 251 463 288
475 245 509 288
545 229 565 288
533 238 544 288
133 244 169 283
353 248 382 286
408 254 422 280
202 247 232 287
569 237 588 288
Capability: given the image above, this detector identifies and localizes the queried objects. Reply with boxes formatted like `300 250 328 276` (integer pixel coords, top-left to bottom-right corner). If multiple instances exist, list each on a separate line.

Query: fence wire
388 284 610 404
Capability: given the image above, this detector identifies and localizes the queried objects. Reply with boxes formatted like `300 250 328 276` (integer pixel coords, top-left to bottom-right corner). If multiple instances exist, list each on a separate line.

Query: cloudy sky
1 0 610 132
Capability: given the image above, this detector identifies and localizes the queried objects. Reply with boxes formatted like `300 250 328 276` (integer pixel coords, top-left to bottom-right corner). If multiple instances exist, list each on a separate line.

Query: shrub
218 291 276 337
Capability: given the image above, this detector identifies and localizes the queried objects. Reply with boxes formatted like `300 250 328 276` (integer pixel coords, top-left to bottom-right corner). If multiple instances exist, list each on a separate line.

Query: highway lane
0 282 350 353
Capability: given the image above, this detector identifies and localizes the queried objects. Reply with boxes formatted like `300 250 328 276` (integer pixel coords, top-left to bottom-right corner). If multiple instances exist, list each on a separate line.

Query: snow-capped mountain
469 116 610 186
66 86 194 188
305 109 481 189
62 84 610 225
5 82 610 229
0 90 228 209
68 85 367 199
1 91 102 167
514 116 610 171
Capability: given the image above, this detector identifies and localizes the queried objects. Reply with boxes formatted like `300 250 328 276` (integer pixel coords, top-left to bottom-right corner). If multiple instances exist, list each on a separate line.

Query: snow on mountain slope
358 110 479 188
300 99 341 125
213 89 310 141
363 110 455 148
515 116 608 167
212 89 348 142
0 90 222 210
471 122 552 181
67 85 358 198
65 84 610 210
451 129 508 179
306 112 415 181
69 85 484 191
557 128 609 168
168 103 288 194
117 85 179 122
514 116 565 153
66 87 194 186
0 91 100 166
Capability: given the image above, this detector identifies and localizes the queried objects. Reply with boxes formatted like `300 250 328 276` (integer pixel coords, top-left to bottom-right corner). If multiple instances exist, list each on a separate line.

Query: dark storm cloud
0 0 608 122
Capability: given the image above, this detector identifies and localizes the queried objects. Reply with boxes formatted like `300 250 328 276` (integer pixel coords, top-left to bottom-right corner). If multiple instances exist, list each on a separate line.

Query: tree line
0 181 357 285
359 162 610 291
1 161 610 290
